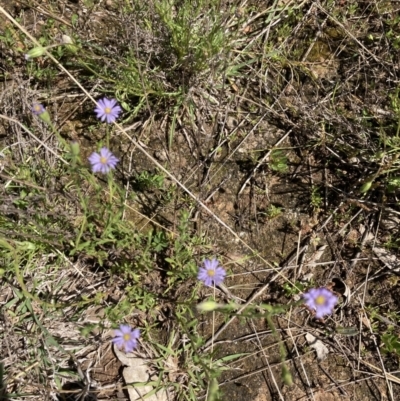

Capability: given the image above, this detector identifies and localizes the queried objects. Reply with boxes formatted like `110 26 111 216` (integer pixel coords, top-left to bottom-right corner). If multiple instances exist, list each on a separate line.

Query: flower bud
24 46 46 61
62 35 79 54
38 110 52 125
360 181 373 193
196 300 220 312
62 35 73 44
70 141 80 157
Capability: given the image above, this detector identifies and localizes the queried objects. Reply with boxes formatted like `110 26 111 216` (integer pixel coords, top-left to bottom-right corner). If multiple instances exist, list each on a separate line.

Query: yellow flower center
315 295 326 305
207 269 216 277
104 107 111 114
34 105 41 112
100 156 108 164
123 333 131 341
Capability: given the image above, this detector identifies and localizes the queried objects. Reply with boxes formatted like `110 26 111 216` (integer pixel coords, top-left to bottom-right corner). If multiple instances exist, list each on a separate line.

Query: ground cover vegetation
1 0 400 400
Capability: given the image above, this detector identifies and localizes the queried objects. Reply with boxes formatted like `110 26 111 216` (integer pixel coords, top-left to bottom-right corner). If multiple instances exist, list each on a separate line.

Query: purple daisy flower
32 103 46 115
94 97 122 123
302 287 338 319
112 325 140 353
198 258 226 287
88 147 119 174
